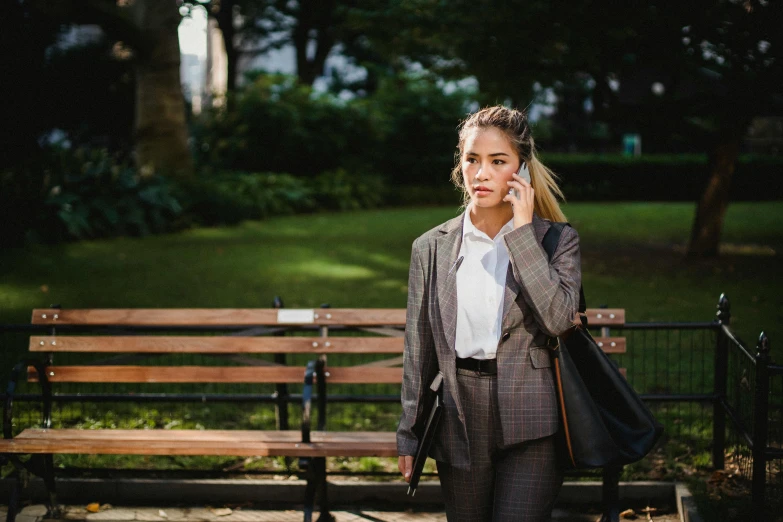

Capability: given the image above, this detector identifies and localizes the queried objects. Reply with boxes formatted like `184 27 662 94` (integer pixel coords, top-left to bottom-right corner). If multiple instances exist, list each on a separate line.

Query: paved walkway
3 505 446 522
1 505 681 522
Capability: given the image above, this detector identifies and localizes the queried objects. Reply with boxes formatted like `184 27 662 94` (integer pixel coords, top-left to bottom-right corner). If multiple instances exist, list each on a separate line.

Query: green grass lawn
1 202 781 491
2 201 781 344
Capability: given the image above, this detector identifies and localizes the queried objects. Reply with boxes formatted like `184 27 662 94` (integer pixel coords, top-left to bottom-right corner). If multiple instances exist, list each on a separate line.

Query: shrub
312 169 386 211
191 74 375 176
42 148 181 241
538 153 783 201
177 169 387 225
191 72 474 186
176 171 316 226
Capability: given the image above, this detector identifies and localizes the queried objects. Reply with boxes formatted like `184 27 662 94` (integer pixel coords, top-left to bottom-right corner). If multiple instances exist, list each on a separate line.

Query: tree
351 0 782 257
129 0 193 176
256 0 350 86
681 0 781 256
31 0 193 176
202 0 279 92
582 0 781 256
212 0 383 88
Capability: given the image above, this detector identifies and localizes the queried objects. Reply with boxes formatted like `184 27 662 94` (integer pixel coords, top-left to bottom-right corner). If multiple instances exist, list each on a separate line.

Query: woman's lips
473 186 492 196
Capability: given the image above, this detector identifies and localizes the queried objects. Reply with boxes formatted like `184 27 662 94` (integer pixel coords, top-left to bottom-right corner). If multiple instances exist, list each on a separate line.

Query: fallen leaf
620 508 636 518
159 510 168 518
209 508 232 516
86 504 100 513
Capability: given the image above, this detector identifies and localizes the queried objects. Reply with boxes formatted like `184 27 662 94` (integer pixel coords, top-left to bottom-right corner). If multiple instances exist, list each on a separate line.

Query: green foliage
41 148 182 241
177 171 316 226
191 72 473 186
176 169 387 226
538 153 783 201
1 148 181 246
192 74 375 175
359 73 474 185
312 169 386 211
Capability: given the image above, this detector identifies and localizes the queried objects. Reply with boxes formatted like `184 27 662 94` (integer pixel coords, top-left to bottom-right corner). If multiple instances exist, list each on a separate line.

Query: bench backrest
28 308 626 384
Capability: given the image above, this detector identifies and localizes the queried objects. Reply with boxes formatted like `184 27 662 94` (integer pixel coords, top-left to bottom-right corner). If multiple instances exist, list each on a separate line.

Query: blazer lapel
435 215 464 354
501 213 553 324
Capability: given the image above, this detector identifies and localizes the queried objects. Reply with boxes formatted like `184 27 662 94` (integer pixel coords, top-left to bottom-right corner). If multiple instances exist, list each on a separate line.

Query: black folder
407 371 444 496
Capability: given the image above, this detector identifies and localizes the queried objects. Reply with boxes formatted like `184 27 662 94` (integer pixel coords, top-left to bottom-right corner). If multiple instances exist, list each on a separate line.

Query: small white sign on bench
277 309 316 324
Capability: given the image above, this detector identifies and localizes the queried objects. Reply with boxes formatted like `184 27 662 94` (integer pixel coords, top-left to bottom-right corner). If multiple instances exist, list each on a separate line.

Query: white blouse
455 207 515 360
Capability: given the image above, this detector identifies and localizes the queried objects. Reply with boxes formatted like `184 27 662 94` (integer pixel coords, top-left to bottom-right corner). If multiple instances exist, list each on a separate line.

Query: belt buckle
477 359 489 374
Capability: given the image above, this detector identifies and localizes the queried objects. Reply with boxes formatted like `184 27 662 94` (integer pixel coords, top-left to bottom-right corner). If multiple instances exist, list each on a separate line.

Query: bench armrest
300 356 327 444
4 358 52 439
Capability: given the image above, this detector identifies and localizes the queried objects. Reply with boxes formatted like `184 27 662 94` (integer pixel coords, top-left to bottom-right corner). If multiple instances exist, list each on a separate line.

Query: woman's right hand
398 455 414 482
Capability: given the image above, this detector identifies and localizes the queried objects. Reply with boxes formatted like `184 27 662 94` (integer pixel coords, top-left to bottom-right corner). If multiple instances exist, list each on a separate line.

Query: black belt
456 357 497 375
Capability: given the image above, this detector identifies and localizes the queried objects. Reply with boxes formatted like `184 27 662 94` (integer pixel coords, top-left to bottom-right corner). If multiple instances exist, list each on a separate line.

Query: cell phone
510 162 530 199
517 161 531 184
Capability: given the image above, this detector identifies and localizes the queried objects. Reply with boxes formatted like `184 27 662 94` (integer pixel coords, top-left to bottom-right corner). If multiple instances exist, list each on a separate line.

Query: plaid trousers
436 368 564 521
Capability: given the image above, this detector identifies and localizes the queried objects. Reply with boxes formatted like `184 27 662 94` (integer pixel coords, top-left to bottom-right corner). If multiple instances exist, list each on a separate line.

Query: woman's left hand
503 172 535 229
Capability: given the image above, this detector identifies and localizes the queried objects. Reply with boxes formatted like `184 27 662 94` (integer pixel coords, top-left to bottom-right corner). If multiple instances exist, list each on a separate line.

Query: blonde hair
450 105 567 223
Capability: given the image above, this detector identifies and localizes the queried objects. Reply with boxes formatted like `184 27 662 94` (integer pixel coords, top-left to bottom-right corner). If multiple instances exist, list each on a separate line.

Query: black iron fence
711 295 781 513
0 294 779 508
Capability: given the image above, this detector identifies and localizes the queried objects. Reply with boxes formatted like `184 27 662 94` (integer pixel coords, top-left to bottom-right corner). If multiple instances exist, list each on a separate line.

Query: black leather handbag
543 223 664 469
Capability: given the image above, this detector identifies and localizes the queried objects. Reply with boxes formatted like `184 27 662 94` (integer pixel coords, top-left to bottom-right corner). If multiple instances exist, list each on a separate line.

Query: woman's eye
465 157 477 164
493 159 505 165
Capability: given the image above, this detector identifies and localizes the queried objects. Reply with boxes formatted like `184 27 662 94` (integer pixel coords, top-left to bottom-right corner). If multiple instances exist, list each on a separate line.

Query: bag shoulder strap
541 222 586 314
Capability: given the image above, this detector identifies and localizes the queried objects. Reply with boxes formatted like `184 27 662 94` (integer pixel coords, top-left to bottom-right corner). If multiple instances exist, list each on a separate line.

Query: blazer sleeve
503 222 582 337
397 238 438 457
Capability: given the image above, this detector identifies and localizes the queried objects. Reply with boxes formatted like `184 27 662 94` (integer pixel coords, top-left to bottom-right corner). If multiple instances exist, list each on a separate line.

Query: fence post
713 293 730 470
752 331 770 515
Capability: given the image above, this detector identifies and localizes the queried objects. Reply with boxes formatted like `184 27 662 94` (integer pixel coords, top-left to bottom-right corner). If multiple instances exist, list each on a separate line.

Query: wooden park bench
0 306 626 522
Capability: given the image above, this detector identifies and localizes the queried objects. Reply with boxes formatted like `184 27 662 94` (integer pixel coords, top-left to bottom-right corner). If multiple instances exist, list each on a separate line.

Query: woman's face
461 126 521 209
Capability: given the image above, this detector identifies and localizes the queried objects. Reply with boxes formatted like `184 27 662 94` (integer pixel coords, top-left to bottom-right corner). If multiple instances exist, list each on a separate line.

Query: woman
397 105 581 521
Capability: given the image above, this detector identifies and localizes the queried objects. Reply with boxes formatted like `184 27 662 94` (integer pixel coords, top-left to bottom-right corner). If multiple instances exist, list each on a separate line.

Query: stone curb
1 478 677 508
674 482 704 522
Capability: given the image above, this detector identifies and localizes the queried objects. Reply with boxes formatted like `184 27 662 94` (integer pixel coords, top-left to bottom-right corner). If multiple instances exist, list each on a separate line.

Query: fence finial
758 331 770 356
272 296 284 309
717 293 731 324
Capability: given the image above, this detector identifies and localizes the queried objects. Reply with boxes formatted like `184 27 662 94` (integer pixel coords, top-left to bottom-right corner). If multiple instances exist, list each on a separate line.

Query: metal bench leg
301 458 316 522
600 465 621 522
5 469 24 522
42 454 62 518
315 458 334 522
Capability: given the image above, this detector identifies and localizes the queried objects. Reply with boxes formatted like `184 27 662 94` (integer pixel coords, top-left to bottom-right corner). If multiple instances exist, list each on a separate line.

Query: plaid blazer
397 212 582 469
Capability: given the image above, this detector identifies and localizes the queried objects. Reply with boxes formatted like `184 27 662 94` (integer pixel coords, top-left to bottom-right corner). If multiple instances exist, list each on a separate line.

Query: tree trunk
292 13 315 85
686 130 745 257
292 0 336 86
214 0 238 92
131 0 192 177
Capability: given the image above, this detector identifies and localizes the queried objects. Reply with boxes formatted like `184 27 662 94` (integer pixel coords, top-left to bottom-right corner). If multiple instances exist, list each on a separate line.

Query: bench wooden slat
14 429 393 443
32 309 407 327
593 337 626 354
0 429 397 457
585 309 625 326
32 308 623 327
15 429 302 442
29 336 404 354
29 366 403 384
29 335 622 354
